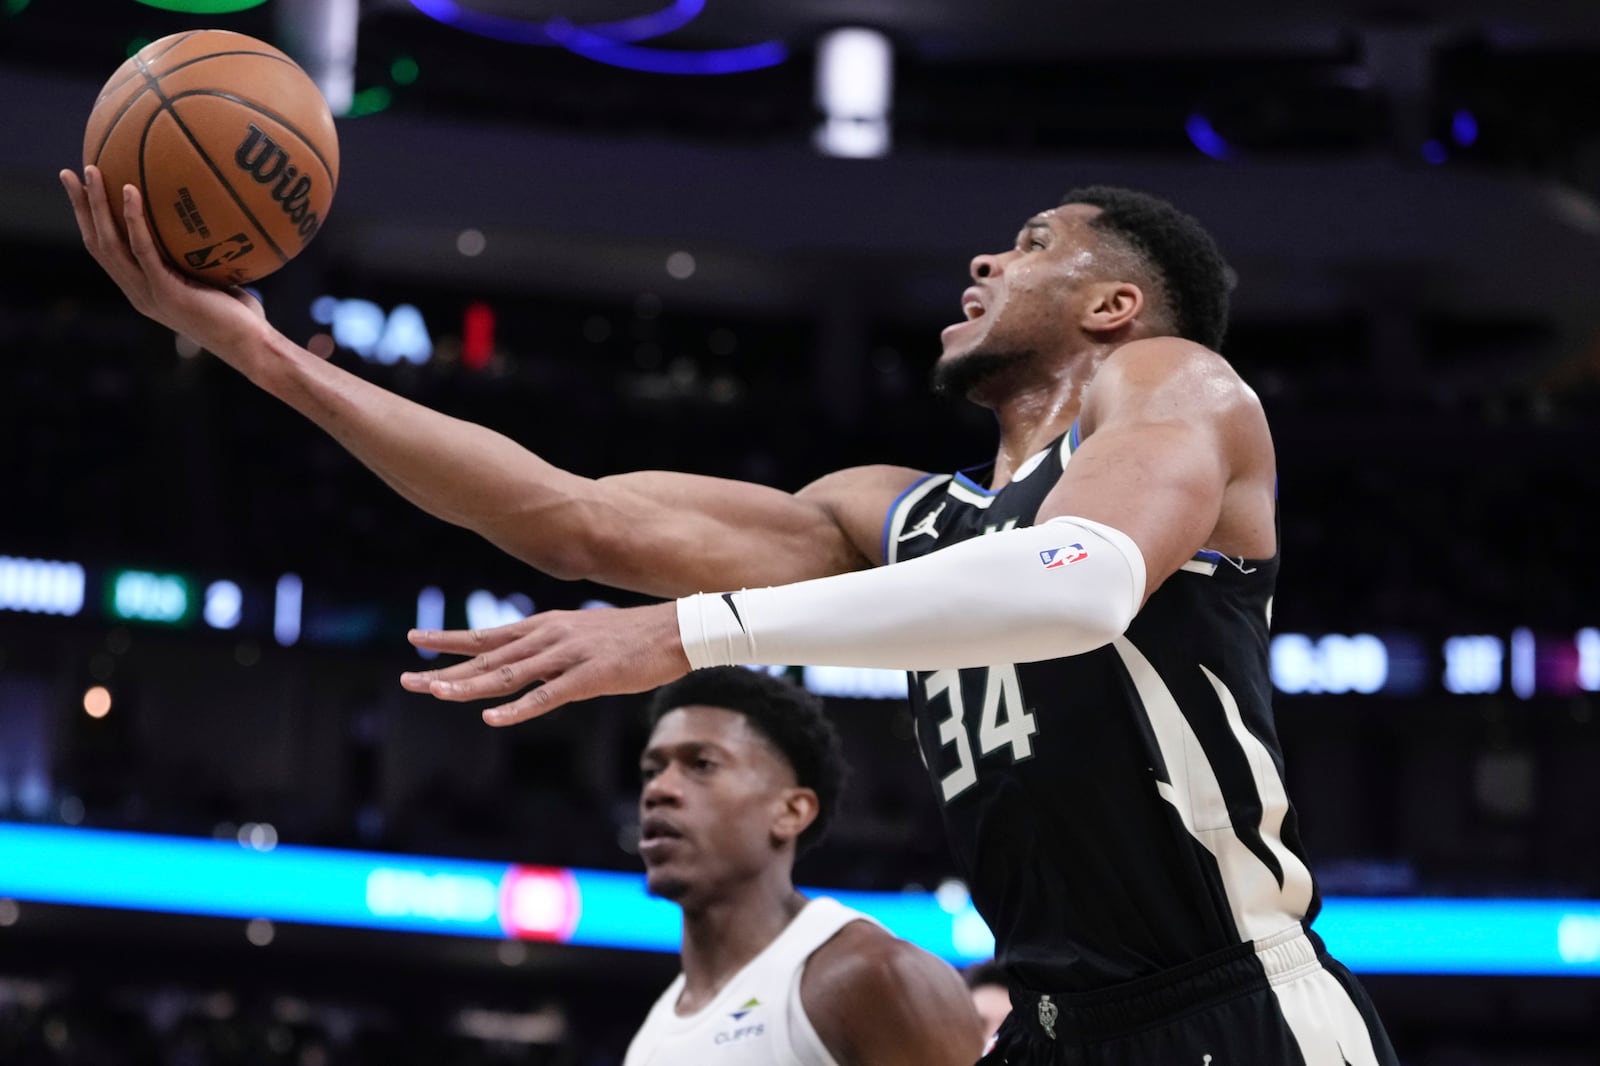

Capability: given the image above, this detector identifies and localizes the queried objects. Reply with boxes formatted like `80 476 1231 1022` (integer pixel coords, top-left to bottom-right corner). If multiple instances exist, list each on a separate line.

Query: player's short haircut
964 958 1009 990
646 667 846 853
1059 185 1231 352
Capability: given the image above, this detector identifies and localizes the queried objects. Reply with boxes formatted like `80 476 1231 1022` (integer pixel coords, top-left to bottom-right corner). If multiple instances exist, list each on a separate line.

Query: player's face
935 204 1108 394
637 706 800 904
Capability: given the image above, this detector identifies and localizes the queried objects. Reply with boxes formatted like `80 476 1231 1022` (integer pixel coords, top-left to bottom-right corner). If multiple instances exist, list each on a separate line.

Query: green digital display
106 569 194 626
131 1 270 13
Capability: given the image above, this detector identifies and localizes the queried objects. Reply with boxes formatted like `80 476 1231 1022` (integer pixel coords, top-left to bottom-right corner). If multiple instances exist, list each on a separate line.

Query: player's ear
772 787 819 847
1080 281 1144 336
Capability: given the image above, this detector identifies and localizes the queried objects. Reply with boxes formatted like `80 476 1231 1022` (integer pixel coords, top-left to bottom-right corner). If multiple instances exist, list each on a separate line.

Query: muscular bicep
803 927 985 1066
1038 418 1228 600
1037 337 1275 600
796 464 931 567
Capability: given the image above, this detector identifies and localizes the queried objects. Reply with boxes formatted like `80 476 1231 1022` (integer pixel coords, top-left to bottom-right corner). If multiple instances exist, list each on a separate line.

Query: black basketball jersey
885 424 1318 993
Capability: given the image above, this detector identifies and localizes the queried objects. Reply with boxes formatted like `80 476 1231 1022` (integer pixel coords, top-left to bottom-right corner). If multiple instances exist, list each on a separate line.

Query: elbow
1027 574 1139 661
1095 592 1140 644
1037 602 1129 660
527 536 598 582
483 495 613 582
528 519 620 583
1085 578 1142 650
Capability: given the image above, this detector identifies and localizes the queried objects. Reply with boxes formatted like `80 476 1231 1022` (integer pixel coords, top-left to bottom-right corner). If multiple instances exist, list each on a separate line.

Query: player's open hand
60 166 265 356
400 601 693 726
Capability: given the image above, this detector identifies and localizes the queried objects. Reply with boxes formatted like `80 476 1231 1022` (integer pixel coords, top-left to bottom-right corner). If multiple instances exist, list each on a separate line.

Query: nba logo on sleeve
1040 544 1088 569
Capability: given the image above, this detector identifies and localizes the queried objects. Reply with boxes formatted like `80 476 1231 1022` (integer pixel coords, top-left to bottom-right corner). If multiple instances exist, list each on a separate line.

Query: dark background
2 1 1600 1062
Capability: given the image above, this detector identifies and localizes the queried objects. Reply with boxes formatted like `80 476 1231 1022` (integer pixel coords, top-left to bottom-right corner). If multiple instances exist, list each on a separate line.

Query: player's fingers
416 624 577 700
82 167 133 260
70 168 141 282
420 658 541 702
59 170 98 245
122 185 173 282
399 670 432 693
399 632 552 691
482 675 574 727
407 620 531 656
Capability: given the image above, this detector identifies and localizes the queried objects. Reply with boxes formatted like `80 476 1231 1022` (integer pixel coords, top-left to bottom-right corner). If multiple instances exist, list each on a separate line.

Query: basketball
83 29 340 288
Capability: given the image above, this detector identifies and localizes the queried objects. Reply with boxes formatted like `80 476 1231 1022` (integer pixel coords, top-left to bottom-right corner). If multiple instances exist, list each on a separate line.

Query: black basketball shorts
977 927 1399 1066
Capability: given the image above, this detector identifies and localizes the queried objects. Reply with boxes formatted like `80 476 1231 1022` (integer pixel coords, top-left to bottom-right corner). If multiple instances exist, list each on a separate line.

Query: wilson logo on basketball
234 124 323 241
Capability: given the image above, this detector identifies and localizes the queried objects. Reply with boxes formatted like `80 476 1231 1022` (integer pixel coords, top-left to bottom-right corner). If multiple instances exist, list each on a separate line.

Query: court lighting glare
408 0 787 75
275 0 358 115
815 27 893 159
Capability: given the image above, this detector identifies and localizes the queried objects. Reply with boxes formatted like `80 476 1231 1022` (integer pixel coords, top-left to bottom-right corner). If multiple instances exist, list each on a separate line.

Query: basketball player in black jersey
67 164 1400 1064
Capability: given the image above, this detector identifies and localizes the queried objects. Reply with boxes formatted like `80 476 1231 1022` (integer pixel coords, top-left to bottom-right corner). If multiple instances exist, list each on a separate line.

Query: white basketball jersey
623 897 876 1066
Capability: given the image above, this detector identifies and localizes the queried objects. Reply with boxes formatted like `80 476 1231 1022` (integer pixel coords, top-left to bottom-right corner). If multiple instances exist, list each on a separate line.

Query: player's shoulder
800 918 983 1065
803 917 961 1002
1084 336 1264 429
1097 335 1247 394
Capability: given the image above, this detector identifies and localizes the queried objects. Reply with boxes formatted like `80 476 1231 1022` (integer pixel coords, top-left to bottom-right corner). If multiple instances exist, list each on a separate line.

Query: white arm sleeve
676 515 1147 671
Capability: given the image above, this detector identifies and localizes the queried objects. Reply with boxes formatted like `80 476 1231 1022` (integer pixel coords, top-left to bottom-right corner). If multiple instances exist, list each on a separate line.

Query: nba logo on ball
1040 545 1087 569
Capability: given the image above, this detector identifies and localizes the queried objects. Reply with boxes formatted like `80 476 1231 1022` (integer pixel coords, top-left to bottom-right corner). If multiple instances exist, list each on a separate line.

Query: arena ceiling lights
406 0 787 74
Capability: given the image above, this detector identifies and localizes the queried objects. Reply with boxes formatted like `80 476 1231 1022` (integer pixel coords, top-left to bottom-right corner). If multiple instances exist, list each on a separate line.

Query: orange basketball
84 29 340 288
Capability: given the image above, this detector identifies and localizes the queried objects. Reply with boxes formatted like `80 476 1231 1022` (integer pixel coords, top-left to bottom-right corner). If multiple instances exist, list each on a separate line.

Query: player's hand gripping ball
83 29 339 287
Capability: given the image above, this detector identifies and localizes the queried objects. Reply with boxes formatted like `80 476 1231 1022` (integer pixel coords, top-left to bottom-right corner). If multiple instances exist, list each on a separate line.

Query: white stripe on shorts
1257 926 1383 1066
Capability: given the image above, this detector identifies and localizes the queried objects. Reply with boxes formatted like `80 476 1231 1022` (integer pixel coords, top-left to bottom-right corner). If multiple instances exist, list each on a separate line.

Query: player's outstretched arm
801 922 987 1066
649 335 1269 673
394 336 1276 726
62 166 923 598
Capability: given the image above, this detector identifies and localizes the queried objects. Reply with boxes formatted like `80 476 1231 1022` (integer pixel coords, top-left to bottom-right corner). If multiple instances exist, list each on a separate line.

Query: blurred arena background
2 1 1600 1062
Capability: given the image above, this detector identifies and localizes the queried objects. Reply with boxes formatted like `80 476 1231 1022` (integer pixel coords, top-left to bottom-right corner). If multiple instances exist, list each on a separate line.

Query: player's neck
986 358 1097 490
674 876 808 1013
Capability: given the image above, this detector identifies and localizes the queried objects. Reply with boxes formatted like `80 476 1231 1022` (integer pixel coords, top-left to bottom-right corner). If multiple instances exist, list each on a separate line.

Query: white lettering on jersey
922 664 1037 802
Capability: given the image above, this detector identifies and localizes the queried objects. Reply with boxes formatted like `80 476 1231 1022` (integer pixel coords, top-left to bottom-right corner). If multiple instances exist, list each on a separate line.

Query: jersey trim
1112 636 1311 943
1201 664 1314 909
622 898 876 1066
881 474 951 565
949 474 999 509
785 956 841 1066
1054 419 1082 467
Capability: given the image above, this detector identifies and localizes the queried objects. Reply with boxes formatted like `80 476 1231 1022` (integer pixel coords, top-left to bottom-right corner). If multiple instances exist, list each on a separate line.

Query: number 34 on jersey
917 664 1038 802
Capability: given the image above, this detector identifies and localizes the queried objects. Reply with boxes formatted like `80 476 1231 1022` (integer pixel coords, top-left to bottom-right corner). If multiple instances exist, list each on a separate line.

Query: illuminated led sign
106 569 193 625
1 823 1597 976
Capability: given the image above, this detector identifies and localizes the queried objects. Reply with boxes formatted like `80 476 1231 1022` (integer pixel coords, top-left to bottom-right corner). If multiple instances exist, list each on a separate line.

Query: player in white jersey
623 667 982 1066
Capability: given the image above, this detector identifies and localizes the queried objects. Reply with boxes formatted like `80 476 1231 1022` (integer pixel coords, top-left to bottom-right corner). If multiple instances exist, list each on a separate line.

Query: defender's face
637 706 797 903
937 204 1105 373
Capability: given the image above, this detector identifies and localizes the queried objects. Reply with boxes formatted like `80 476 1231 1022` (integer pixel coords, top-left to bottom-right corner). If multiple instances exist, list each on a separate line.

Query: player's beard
932 346 1036 402
645 870 692 902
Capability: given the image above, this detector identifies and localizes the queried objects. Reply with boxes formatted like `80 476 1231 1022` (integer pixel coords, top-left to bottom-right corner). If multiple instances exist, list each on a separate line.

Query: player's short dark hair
964 958 1008 990
646 667 846 854
1059 185 1231 352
